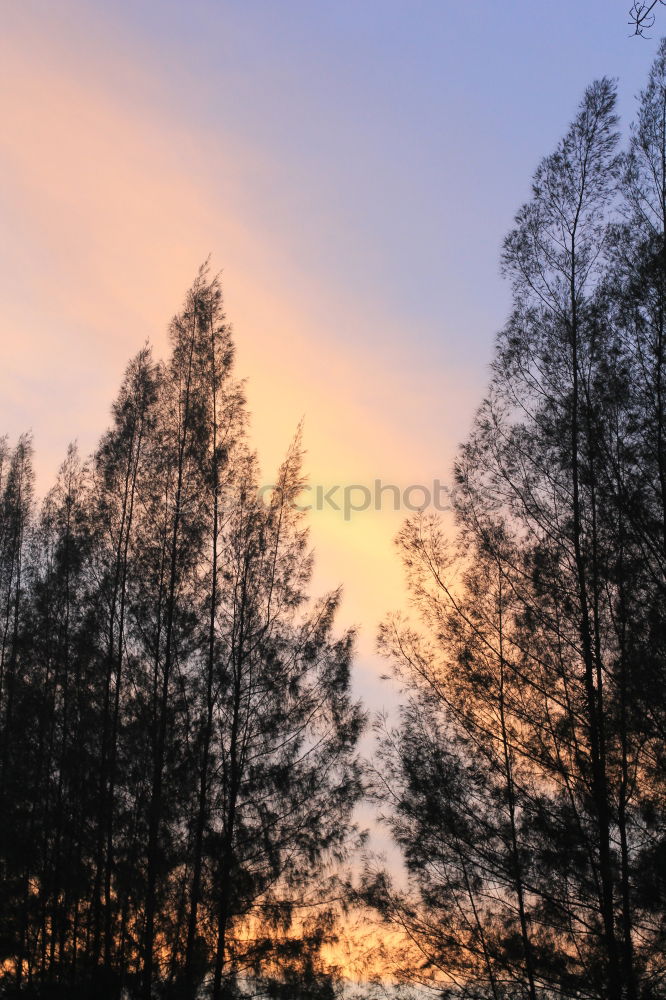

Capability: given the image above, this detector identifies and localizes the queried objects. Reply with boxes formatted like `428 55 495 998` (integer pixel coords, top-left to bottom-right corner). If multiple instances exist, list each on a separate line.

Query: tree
200 435 365 1000
0 434 34 986
88 345 159 989
371 60 666 1000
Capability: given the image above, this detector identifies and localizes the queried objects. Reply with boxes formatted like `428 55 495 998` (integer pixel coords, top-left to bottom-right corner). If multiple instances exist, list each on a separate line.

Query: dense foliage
369 43 666 1000
0 269 364 999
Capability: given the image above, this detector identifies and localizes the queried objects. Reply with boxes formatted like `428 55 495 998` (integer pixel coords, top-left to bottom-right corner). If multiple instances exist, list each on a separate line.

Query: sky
1 0 662 724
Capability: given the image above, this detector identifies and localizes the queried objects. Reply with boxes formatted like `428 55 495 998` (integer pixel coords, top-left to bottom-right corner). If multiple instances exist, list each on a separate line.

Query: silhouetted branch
630 0 666 36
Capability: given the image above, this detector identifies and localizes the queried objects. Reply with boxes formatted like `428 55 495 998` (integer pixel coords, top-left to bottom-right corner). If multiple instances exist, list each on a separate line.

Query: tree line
4 37 666 1000
0 271 364 999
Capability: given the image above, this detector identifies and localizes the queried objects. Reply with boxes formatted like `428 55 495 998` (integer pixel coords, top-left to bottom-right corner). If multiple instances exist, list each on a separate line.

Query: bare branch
629 0 666 37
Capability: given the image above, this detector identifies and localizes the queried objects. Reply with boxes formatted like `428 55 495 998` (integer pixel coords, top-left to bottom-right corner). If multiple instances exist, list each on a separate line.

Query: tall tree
88 346 159 989
0 435 34 987
201 436 365 1000
371 64 666 1000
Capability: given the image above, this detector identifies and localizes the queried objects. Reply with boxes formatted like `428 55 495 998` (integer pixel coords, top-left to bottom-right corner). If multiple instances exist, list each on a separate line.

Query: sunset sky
1 0 660 715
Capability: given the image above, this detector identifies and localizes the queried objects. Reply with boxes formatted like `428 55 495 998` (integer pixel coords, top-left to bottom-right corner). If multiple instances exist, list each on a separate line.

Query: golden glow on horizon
229 910 425 986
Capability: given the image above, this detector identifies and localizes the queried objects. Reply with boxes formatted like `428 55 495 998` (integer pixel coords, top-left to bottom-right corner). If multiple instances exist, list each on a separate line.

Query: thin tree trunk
497 574 537 1000
143 327 197 999
569 256 621 999
185 388 220 993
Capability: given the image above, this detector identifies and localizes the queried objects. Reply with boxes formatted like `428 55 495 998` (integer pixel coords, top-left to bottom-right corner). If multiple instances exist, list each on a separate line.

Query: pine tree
371 62 666 1000
0 434 34 987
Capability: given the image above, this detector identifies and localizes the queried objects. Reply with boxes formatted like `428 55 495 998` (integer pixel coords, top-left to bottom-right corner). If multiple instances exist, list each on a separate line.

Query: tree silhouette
370 50 666 1000
630 0 666 36
0 268 364 999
